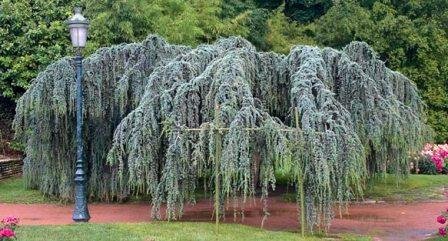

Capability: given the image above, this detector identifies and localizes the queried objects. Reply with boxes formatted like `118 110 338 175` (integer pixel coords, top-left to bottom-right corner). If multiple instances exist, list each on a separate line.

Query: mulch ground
0 197 444 241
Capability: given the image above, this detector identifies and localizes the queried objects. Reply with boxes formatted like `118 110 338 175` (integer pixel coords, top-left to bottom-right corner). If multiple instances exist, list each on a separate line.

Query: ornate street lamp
67 7 90 222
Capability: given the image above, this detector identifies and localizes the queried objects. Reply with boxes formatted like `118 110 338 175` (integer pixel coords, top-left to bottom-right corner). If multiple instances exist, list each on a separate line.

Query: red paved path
0 197 444 241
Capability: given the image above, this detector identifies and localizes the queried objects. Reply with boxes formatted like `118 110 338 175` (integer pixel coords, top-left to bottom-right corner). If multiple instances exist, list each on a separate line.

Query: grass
427 236 447 241
0 177 55 204
283 174 448 203
15 222 371 241
2 174 448 204
363 174 448 202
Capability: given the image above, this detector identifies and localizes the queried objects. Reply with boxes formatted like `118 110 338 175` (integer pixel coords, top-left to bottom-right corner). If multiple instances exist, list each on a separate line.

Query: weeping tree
14 35 429 230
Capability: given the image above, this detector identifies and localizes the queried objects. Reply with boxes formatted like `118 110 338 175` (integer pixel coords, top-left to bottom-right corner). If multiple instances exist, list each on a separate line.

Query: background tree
0 0 251 100
266 5 315 53
314 0 448 141
0 0 74 99
284 0 334 23
1 0 447 143
85 0 250 49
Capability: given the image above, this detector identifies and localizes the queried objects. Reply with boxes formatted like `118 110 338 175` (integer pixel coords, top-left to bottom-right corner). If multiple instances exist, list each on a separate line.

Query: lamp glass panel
70 27 88 47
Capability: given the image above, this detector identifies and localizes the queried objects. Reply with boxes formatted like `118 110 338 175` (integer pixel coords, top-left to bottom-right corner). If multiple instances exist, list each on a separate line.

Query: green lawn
281 174 448 203
364 174 448 202
2 174 448 204
14 222 370 241
428 236 448 241
0 177 55 204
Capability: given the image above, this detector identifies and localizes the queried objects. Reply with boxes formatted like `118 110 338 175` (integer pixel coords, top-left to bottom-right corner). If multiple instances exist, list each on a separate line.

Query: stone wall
0 159 23 179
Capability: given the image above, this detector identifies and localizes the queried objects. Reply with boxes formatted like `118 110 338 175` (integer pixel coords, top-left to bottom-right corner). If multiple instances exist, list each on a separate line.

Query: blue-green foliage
14 35 428 230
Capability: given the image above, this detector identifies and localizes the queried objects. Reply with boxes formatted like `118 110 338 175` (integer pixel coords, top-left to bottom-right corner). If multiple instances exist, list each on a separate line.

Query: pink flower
440 227 447 236
432 155 444 172
1 216 19 226
0 228 15 238
438 215 447 224
420 143 448 171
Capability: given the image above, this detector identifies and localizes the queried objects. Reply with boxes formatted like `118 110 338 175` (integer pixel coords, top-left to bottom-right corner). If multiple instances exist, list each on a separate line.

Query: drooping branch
14 35 429 230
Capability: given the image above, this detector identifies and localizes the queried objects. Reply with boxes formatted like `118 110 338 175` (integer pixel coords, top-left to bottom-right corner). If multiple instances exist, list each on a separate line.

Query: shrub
437 210 448 237
421 143 448 172
416 157 438 175
0 216 19 241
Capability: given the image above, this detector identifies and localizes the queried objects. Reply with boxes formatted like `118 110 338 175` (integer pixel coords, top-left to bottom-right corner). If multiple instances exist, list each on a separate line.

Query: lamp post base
73 182 90 222
73 213 90 222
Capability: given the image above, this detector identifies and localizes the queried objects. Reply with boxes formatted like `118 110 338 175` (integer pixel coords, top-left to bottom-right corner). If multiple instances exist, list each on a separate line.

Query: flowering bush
438 210 448 237
0 229 14 240
0 216 18 240
1 217 18 228
421 143 448 172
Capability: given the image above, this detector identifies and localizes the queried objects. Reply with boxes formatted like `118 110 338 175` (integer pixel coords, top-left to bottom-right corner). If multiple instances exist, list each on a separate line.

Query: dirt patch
0 197 443 241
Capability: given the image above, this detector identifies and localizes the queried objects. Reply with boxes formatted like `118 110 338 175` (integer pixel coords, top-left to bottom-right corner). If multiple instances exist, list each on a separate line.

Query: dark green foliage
255 0 282 9
220 0 256 18
284 0 333 23
0 0 248 99
265 6 316 54
315 1 373 48
0 0 74 99
83 0 154 50
245 9 271 51
314 0 448 142
0 96 15 140
417 158 437 175
219 0 272 51
83 0 250 48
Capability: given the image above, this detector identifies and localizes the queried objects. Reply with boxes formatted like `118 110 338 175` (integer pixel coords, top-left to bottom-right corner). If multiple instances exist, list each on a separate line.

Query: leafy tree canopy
1 0 447 141
284 0 334 23
315 0 448 141
0 0 74 99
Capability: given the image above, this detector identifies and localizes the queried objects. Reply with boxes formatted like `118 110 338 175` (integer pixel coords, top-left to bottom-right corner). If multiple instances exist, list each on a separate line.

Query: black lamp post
67 7 90 222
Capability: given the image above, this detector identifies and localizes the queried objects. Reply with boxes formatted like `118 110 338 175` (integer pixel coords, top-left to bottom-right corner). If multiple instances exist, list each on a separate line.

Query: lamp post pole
72 51 90 222
67 7 90 222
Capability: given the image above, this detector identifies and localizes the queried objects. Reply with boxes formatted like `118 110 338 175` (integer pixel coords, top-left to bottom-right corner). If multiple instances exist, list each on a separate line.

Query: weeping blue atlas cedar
13 35 430 230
